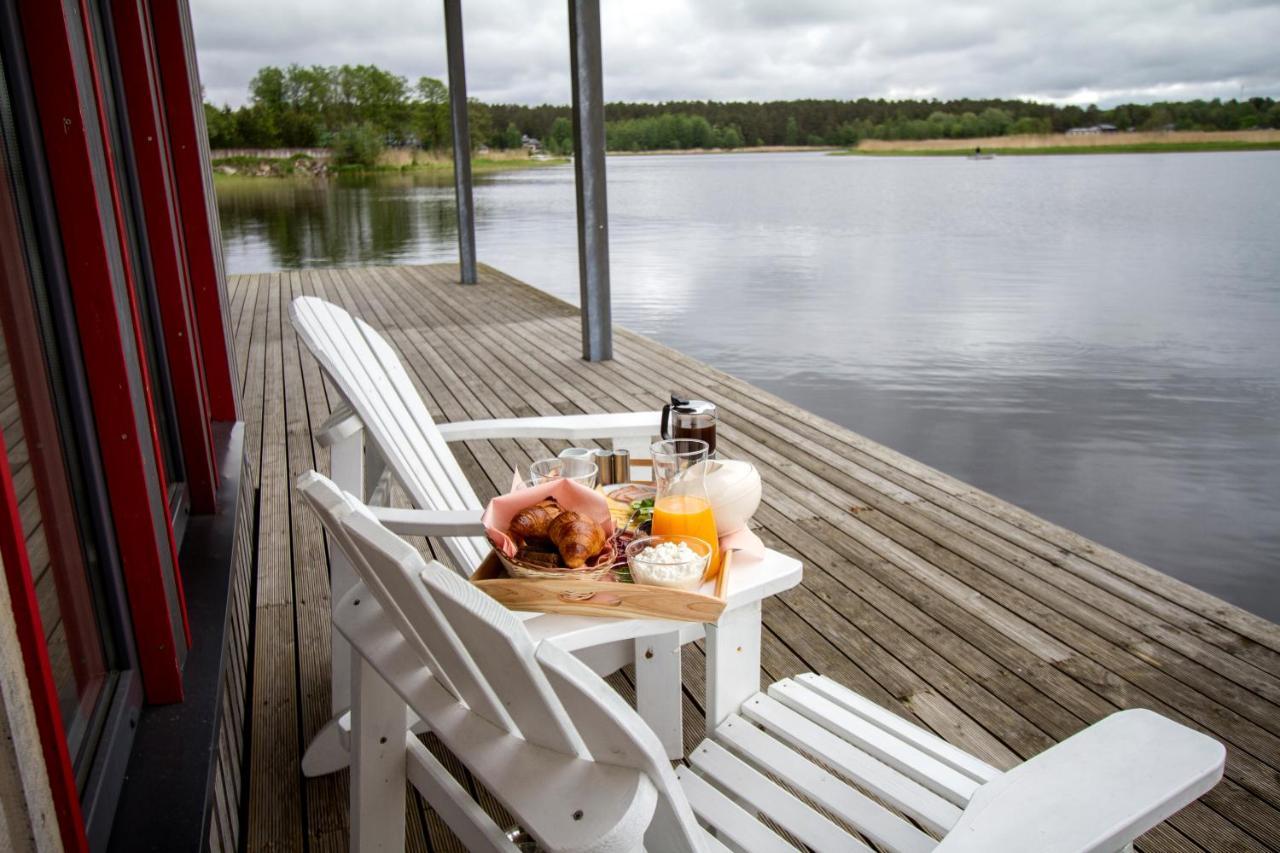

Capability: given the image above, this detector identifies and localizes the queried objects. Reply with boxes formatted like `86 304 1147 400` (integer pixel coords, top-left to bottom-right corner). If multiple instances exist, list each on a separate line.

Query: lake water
217 151 1280 621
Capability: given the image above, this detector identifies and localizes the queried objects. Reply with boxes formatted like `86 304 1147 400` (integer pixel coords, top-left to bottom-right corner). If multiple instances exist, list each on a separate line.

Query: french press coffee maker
660 394 718 456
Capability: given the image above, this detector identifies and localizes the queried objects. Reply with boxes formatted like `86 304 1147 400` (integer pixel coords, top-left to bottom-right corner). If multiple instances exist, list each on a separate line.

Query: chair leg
705 601 762 736
329 427 366 716
351 654 408 852
635 633 684 759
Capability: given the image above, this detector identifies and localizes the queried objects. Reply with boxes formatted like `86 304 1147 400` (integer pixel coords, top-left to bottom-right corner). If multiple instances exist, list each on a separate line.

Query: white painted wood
299 472 465 705
315 400 362 448
328 428 364 716
704 601 761 735
340 509 517 733
689 739 873 853
302 707 428 778
367 506 487 538
332 574 658 852
741 692 963 835
414 557 590 758
936 709 1225 853
350 651 408 853
434 410 660 442
792 673 1001 784
299 472 796 780
535 641 707 853
674 765 793 853
290 296 802 779
318 487 1223 853
714 713 936 853
769 678 980 806
696 830 735 853
300 716 348 778
404 736 518 852
291 295 489 569
634 633 683 759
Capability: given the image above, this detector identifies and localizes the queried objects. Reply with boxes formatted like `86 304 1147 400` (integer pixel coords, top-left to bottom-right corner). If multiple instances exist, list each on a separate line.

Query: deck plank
244 275 305 853
232 263 1280 852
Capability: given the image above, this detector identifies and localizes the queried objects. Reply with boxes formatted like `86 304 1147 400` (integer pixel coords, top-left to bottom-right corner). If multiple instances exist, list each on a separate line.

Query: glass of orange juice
650 439 720 582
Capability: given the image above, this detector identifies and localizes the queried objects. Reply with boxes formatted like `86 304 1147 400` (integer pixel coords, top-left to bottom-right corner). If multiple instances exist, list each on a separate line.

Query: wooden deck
229 263 1280 852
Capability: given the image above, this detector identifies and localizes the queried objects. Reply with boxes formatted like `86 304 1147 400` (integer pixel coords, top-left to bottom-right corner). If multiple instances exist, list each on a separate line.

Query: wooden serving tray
470 551 726 623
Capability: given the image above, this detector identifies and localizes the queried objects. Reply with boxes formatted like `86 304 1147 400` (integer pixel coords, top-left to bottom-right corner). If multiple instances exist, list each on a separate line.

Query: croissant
509 499 563 541
548 510 606 569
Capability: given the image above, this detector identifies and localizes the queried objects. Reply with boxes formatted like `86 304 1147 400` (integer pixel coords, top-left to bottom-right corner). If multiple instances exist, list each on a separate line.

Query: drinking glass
527 457 598 488
650 439 720 581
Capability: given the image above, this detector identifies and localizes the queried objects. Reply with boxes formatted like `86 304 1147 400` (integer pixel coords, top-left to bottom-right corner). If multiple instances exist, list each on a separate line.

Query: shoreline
841 129 1280 158
608 145 836 156
839 141 1280 157
210 153 568 180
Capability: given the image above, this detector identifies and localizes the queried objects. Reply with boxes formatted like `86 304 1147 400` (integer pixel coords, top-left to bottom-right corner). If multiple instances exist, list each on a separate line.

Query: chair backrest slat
290 296 490 571
416 562 590 759
354 314 482 507
297 471 475 704
339 509 518 734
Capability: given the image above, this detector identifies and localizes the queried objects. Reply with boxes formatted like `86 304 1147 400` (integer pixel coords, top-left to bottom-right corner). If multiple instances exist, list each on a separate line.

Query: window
85 0 190 541
1 20 142 846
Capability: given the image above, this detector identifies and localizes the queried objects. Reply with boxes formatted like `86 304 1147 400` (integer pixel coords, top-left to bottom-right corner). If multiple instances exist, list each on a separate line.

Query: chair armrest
937 709 1224 853
436 411 661 442
315 401 363 448
367 507 487 538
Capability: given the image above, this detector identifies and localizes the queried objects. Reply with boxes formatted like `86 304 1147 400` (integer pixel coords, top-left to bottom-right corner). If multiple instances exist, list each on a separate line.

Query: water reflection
216 152 1280 621
217 173 461 269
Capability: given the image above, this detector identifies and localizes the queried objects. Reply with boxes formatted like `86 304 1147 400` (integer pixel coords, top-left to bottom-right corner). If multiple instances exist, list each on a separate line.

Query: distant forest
204 63 1280 155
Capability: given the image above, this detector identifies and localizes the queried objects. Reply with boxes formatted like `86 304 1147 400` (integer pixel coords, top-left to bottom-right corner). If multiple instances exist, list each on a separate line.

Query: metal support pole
568 0 612 361
443 0 477 283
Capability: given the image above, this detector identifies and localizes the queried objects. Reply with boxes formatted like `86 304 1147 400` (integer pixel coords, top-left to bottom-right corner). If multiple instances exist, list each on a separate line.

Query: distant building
1066 124 1119 135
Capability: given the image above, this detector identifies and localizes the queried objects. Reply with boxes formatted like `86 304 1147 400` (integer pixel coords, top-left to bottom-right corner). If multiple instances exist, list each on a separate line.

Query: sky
190 0 1280 108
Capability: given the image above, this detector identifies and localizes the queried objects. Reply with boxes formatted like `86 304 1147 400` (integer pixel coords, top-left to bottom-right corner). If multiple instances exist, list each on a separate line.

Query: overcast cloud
190 0 1280 108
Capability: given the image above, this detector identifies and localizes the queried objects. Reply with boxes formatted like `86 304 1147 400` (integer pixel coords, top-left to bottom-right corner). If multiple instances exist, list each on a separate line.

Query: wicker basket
494 543 616 582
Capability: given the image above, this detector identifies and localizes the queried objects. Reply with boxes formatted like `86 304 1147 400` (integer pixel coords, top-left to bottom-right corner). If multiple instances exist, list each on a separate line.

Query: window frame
1 4 149 849
15 0 191 703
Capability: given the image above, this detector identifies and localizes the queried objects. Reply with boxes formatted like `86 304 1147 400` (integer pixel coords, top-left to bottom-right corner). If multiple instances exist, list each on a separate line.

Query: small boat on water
967 147 995 160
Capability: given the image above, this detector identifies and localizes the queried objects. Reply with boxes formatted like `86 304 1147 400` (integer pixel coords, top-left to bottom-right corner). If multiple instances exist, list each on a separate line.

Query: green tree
332 122 384 166
1010 116 1049 135
547 116 573 154
249 66 287 115
496 122 523 150
830 122 860 147
414 77 450 149
784 116 799 145
978 107 1012 136
234 104 279 147
203 103 237 149
467 99 492 151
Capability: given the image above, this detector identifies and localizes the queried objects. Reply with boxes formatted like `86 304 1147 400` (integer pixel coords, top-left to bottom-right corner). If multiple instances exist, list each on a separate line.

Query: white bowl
626 535 712 591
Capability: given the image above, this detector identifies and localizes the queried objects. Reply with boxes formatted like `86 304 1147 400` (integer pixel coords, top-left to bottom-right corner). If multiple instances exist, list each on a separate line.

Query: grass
838 130 1280 157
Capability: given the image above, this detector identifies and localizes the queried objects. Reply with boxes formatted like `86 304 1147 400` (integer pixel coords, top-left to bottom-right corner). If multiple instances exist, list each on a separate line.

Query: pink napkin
482 478 616 565
720 526 765 561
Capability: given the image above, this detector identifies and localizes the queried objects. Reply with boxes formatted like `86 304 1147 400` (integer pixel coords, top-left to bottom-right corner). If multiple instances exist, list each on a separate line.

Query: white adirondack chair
290 295 704 772
299 471 1227 853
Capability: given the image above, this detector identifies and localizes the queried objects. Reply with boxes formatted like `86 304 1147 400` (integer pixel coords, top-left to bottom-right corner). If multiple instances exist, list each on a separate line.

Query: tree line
204 63 1280 158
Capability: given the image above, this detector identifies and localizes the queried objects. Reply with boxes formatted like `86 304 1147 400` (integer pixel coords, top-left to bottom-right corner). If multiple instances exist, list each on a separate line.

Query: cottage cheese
630 541 707 588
